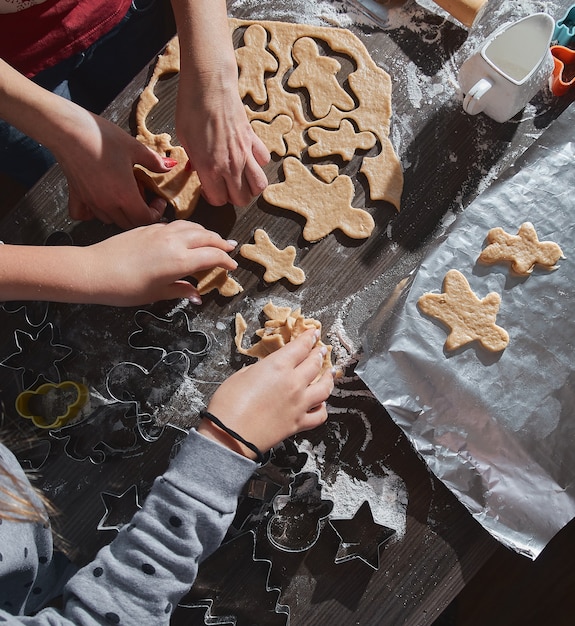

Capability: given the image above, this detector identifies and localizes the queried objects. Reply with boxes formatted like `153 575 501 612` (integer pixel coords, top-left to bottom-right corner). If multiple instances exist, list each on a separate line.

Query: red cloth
0 0 132 78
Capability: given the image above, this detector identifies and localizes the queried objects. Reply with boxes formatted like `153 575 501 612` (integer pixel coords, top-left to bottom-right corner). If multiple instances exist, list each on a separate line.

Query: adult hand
52 111 174 229
83 220 237 305
176 81 270 208
200 329 335 459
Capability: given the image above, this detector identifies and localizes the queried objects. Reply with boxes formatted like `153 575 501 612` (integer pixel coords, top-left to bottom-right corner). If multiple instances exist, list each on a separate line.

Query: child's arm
0 330 333 625
0 57 171 229
0 221 237 306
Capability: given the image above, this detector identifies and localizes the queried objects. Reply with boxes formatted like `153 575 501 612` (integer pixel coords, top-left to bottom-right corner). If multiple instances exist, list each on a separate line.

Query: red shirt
0 0 132 77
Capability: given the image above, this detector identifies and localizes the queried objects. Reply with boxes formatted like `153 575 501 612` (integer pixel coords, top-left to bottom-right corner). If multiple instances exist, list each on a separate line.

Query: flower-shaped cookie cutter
16 381 89 429
553 5 575 46
550 45 575 95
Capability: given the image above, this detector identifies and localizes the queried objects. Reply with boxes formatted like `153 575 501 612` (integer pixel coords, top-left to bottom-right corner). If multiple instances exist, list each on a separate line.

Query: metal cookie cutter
16 381 89 429
550 45 575 96
553 5 575 46
128 309 211 358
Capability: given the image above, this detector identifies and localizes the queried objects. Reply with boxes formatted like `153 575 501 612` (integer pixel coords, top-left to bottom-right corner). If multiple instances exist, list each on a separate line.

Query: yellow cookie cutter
16 381 89 429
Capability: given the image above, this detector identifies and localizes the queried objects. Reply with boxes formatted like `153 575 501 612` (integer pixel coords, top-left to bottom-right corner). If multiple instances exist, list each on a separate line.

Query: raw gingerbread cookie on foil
418 269 509 352
478 222 564 276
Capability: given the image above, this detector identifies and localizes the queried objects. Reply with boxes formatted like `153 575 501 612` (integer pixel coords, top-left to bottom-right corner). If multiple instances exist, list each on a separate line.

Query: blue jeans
0 0 175 188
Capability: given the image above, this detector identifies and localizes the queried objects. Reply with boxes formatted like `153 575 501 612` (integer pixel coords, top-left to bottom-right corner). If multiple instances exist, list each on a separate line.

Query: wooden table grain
1 1 573 624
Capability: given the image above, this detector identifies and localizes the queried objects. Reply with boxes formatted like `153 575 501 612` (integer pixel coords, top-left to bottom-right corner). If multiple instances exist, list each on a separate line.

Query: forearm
170 0 237 96
0 58 92 155
62 430 255 624
0 244 96 304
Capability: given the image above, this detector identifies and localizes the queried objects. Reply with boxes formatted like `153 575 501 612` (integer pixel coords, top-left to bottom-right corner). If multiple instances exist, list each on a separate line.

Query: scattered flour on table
296 438 408 537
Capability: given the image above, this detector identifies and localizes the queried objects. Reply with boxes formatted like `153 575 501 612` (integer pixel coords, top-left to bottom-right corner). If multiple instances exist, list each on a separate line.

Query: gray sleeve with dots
5 429 257 625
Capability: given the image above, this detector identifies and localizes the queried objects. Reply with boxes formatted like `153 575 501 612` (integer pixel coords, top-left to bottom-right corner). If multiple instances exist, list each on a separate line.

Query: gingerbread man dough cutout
478 222 564 276
287 37 355 119
236 23 279 105
418 269 509 352
308 120 376 161
263 157 375 242
240 229 305 285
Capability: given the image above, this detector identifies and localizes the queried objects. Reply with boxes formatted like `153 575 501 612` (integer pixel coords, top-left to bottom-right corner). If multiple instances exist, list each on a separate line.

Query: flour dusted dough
232 18 403 215
234 301 332 375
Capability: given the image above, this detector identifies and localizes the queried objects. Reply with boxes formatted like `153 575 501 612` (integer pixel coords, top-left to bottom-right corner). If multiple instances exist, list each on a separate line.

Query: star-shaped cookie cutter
98 484 141 532
329 500 396 570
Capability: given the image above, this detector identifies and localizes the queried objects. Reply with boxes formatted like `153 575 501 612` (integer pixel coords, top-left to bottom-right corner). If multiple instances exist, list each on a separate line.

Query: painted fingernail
319 346 328 357
189 294 202 306
227 239 238 247
162 157 178 168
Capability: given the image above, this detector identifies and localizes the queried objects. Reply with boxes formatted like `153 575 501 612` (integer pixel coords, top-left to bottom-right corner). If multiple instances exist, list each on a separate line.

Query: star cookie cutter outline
329 500 396 570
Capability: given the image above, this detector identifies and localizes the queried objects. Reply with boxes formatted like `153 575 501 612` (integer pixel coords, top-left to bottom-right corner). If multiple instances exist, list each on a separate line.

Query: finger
67 188 94 221
252 135 271 168
161 281 203 304
198 173 229 207
186 247 238 273
267 329 320 369
302 401 329 430
120 180 164 228
135 144 174 174
149 195 168 215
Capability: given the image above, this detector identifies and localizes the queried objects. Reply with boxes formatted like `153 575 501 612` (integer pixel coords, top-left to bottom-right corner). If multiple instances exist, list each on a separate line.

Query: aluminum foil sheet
357 104 575 559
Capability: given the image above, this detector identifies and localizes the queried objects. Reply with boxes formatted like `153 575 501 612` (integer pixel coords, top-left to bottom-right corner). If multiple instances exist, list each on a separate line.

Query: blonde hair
0 463 50 524
0 429 52 525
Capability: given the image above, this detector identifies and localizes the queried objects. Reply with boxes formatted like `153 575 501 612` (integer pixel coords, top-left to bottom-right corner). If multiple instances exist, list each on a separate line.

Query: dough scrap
240 229 305 285
263 157 375 242
231 18 403 210
134 36 201 219
194 267 243 297
417 269 509 352
234 301 333 375
134 146 201 218
477 222 564 276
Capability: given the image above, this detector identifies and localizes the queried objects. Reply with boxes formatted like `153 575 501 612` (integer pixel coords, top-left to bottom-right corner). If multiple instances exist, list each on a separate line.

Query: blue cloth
0 0 175 188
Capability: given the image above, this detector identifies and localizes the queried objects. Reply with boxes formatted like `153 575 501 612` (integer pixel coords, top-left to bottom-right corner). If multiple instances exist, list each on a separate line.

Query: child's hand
84 220 237 306
199 329 335 459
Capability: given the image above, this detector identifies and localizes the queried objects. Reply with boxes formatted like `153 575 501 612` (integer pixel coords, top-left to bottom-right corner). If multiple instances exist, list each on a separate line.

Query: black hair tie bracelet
200 410 268 465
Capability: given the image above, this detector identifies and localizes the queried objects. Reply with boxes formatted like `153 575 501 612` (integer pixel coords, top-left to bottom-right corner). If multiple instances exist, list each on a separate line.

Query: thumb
163 281 203 304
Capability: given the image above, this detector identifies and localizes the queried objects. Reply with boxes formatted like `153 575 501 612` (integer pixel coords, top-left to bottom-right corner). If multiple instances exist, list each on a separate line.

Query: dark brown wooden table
1 1 573 624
